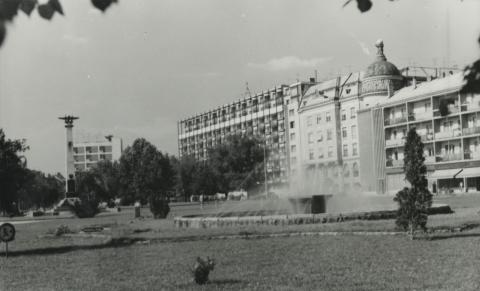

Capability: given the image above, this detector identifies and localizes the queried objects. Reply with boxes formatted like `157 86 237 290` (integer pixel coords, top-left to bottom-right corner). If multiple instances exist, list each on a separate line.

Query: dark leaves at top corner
91 0 118 12
0 0 22 22
37 3 54 20
19 0 37 16
48 0 63 15
356 0 372 13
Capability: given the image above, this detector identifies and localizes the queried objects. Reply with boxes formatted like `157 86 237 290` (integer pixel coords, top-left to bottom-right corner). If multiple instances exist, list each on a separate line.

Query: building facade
177 81 316 188
177 39 476 196
73 136 123 172
359 73 480 194
289 73 363 195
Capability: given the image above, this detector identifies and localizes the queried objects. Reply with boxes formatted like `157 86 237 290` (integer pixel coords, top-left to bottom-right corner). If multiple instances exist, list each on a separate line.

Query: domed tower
361 40 404 102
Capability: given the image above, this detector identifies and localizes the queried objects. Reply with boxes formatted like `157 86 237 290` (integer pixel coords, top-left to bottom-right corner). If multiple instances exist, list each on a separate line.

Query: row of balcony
386 151 480 167
385 126 480 147
385 103 480 126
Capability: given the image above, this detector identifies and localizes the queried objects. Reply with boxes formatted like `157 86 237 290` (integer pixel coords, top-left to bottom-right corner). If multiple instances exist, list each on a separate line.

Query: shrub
191 257 215 285
55 224 72 236
32 210 44 217
72 198 100 218
149 194 170 219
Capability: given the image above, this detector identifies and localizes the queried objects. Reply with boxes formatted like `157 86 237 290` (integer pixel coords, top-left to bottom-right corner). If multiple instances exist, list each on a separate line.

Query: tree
393 128 433 239
176 155 199 202
0 0 119 47
192 162 219 197
17 169 63 210
117 138 175 205
0 129 29 215
208 134 265 194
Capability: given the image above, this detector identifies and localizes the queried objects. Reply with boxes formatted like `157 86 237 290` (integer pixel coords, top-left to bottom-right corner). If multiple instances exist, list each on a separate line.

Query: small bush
72 199 100 218
191 257 215 285
149 194 170 219
55 224 72 236
32 210 44 217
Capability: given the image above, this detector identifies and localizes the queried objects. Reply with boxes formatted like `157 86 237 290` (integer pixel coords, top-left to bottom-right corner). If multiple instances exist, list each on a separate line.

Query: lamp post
264 139 268 197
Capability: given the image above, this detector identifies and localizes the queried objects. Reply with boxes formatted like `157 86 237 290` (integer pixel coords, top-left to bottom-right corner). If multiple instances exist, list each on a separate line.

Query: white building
73 136 123 172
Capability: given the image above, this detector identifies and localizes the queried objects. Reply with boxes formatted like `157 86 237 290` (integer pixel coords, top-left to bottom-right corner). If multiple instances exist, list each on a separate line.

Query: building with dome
177 40 476 196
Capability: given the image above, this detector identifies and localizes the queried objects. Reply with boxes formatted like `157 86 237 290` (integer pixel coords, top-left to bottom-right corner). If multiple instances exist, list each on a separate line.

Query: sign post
0 223 16 258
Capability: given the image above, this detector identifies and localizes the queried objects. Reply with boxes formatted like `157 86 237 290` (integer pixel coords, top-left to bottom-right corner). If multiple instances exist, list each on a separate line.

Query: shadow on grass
207 279 244 285
420 232 480 241
0 237 146 258
175 278 245 289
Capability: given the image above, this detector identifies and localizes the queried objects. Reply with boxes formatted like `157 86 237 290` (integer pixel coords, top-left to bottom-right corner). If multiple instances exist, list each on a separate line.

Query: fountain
174 165 452 229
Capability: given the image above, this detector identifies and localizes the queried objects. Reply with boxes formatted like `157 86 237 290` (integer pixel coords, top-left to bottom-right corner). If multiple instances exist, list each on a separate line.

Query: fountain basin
173 203 453 229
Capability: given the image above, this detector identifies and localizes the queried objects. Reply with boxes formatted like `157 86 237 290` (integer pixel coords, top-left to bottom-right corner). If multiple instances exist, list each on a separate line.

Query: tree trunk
409 224 414 240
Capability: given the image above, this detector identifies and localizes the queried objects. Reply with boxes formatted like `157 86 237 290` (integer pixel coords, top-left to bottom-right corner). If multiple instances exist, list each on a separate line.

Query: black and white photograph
1 0 480 290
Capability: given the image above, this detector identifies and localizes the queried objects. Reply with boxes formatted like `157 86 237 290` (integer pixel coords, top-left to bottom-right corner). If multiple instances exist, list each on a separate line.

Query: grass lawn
0 194 479 290
1 234 480 290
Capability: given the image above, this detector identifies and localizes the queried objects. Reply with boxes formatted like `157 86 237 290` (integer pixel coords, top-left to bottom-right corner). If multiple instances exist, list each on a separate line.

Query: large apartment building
73 136 123 172
177 39 475 196
359 72 480 194
177 81 316 187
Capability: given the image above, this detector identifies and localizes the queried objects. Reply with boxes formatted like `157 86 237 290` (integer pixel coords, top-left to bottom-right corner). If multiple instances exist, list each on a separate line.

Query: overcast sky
1 0 479 174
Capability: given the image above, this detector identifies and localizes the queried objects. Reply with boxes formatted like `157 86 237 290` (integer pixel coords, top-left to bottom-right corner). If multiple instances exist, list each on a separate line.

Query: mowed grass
1 234 480 290
0 194 479 290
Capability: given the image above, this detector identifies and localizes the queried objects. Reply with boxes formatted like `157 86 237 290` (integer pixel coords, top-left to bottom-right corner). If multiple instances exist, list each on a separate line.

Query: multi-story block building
178 39 473 196
73 136 123 172
360 72 480 194
290 73 363 195
177 81 316 188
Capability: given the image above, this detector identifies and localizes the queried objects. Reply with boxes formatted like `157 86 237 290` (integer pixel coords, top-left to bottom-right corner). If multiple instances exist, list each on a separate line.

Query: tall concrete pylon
58 115 79 197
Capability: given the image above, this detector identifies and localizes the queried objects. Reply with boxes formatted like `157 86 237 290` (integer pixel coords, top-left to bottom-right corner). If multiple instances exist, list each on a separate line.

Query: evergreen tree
393 128 433 238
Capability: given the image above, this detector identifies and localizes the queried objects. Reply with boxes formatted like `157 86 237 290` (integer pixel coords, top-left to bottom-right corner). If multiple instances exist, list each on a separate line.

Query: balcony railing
385 139 405 147
462 126 480 136
384 116 407 126
434 129 462 140
408 112 433 122
435 153 463 162
386 159 404 167
425 156 435 164
464 151 480 160
433 105 459 117
460 102 480 112
420 133 434 142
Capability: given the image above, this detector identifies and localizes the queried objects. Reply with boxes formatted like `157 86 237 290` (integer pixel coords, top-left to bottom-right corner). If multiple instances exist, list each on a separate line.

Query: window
353 162 359 177
290 157 297 164
351 125 357 139
316 114 322 124
341 109 346 121
326 112 331 122
346 88 351 94
308 132 314 144
318 148 324 159
352 143 358 156
289 109 294 116
290 133 295 141
317 130 323 142
328 146 333 158
309 149 314 160
291 145 296 153
343 144 348 157
342 127 347 138
343 163 350 177
307 116 313 126
350 107 356 119
327 129 332 140
290 121 295 129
